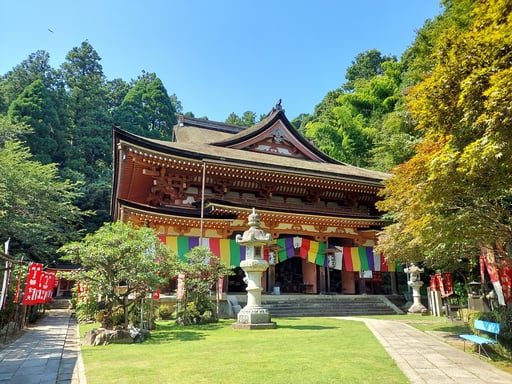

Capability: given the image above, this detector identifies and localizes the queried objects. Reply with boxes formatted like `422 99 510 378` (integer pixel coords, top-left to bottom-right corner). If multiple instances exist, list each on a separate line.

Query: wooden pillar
358 274 366 294
268 265 276 293
318 267 326 293
390 271 398 294
342 271 355 294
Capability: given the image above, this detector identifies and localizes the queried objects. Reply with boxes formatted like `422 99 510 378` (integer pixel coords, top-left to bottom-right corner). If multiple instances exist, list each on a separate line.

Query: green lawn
80 317 409 384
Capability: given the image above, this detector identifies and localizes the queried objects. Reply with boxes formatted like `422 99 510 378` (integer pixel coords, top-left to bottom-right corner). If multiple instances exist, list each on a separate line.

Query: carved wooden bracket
258 183 275 198
212 179 232 195
306 188 323 203
146 167 191 205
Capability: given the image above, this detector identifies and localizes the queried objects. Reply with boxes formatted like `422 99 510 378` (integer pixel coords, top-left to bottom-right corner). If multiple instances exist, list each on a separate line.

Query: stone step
229 294 404 318
50 299 70 310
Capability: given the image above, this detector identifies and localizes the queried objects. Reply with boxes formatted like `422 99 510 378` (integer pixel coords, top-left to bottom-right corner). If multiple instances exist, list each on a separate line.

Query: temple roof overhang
112 106 391 232
117 199 388 229
114 127 390 186
206 201 387 228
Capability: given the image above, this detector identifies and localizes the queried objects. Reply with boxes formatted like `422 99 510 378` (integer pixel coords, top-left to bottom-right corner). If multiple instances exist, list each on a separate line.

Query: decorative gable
212 109 341 164
231 120 310 160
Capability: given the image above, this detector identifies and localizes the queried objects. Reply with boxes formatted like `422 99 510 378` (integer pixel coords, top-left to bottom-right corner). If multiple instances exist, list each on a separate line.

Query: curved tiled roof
114 107 390 185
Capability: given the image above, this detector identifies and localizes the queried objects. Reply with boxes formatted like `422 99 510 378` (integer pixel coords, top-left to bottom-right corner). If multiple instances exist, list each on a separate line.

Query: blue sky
1 1 442 121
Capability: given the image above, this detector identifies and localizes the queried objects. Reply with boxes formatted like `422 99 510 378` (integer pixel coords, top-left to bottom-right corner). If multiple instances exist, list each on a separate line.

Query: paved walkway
2 310 512 383
0 309 86 384
338 317 512 384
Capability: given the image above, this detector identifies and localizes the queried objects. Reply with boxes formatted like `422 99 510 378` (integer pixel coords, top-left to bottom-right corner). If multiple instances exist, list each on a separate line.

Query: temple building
111 102 400 296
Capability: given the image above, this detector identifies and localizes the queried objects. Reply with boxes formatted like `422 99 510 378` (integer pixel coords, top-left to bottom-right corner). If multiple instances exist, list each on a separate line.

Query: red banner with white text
22 263 43 305
21 263 56 305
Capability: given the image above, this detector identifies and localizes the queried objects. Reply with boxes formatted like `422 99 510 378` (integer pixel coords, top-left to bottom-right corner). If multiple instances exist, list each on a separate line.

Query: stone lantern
404 263 428 314
232 208 276 329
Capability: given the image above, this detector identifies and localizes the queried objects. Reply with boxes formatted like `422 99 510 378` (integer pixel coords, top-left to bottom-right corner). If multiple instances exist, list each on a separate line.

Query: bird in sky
48 28 54 33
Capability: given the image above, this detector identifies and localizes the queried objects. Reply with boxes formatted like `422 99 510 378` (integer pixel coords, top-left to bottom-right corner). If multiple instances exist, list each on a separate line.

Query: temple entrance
227 267 248 293
275 257 304 293
328 268 342 293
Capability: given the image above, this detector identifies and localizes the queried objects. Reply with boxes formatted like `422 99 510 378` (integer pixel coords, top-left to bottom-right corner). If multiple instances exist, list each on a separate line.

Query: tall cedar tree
114 72 176 140
60 41 112 231
8 79 61 164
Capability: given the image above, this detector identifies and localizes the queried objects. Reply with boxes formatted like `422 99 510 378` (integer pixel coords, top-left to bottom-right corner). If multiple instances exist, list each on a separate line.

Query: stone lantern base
232 306 276 330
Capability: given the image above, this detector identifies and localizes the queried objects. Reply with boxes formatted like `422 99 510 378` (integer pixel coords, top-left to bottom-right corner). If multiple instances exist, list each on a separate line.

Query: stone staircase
228 294 404 317
50 298 71 310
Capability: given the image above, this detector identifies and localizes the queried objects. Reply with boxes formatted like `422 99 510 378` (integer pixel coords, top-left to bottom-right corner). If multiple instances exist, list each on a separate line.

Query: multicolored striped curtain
159 236 402 272
275 238 327 266
337 246 402 272
160 236 246 265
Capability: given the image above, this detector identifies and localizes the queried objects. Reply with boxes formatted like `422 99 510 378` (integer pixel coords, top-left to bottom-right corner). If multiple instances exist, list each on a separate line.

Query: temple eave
119 201 385 229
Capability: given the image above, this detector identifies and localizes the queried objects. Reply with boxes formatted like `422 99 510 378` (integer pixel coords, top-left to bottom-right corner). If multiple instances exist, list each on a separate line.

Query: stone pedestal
408 280 427 314
232 208 276 329
232 258 275 329
404 263 428 314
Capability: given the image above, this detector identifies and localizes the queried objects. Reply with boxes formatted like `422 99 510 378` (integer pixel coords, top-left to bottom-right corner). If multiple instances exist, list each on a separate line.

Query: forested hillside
0 0 483 265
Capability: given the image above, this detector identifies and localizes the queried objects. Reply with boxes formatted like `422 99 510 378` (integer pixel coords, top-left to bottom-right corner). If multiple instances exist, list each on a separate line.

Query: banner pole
0 238 11 309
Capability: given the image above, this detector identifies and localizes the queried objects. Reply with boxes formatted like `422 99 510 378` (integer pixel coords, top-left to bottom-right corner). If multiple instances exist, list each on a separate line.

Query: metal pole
200 162 206 243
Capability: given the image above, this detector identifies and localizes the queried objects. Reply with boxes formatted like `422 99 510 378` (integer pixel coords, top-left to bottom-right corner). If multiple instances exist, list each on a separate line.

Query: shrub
76 301 98 323
111 308 125 327
155 305 173 320
175 300 217 325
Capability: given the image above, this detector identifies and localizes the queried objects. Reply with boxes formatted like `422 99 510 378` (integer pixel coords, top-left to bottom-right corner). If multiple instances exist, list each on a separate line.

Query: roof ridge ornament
268 99 283 115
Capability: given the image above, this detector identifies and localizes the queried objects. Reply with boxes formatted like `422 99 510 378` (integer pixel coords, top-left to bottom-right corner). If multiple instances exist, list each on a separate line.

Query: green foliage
58 41 113 233
225 111 257 127
377 0 512 269
59 221 177 329
155 304 173 320
110 308 126 328
344 49 397 92
104 78 130 114
306 55 402 168
76 301 98 323
302 3 484 173
0 114 32 145
8 79 63 164
290 112 311 133
0 128 86 264
0 40 189 264
0 51 54 113
114 71 176 140
174 246 234 325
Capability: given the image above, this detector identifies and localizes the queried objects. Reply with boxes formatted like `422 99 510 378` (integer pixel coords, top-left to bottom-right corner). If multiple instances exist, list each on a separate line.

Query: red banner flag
498 266 512 304
429 275 437 291
36 271 52 304
435 273 445 296
482 246 506 306
177 273 185 300
45 272 56 303
217 277 224 300
22 263 43 305
444 272 454 296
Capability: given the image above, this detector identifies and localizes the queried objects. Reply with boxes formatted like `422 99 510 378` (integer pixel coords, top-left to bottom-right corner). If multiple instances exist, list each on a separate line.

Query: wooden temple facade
111 104 400 295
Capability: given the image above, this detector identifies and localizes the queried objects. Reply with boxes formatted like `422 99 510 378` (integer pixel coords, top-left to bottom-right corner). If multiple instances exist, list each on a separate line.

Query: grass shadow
276 324 338 330
147 321 225 344
274 318 339 330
